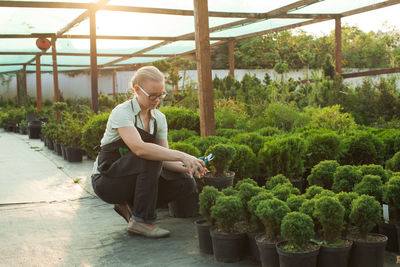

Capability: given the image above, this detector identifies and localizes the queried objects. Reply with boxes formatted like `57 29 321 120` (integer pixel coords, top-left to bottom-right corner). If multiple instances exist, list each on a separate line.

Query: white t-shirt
92 97 168 174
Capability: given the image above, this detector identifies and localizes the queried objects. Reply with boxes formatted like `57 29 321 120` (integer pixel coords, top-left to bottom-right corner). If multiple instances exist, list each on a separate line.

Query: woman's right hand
181 153 207 178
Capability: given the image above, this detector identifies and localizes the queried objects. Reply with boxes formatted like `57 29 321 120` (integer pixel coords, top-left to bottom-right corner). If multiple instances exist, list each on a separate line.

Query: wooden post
174 66 179 92
112 70 116 98
89 8 99 114
228 39 235 77
22 65 27 106
35 53 42 110
193 0 215 137
335 16 342 74
16 71 21 107
51 37 60 121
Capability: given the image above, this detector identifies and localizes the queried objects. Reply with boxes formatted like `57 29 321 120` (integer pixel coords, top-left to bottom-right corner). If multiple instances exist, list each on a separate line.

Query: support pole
228 39 235 77
335 16 342 74
51 37 60 121
193 0 215 136
112 70 116 98
35 53 42 110
22 65 27 106
16 71 21 107
89 8 99 114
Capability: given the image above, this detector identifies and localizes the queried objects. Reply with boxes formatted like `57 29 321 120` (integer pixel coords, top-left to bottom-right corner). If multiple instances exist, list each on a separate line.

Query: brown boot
114 202 132 223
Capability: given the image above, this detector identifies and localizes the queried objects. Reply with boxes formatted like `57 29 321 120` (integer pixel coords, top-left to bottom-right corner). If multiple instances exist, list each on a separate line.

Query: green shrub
314 196 345 243
335 192 359 235
234 178 258 190
286 194 306 212
304 185 324 199
187 135 229 155
341 131 385 165
313 190 336 199
1 108 25 129
230 144 259 181
350 195 382 239
353 175 384 202
167 128 198 143
281 212 315 251
231 132 268 155
256 198 290 241
386 152 400 172
53 102 68 112
237 183 264 230
256 126 282 137
265 174 291 190
359 164 390 183
63 116 83 148
81 112 109 159
271 183 300 202
264 103 310 132
214 99 250 130
259 136 306 180
248 191 274 224
221 186 238 196
199 186 223 225
304 132 342 170
170 142 201 158
205 144 236 176
216 128 245 138
332 165 363 193
307 160 340 189
383 176 400 222
377 129 400 161
159 106 200 133
41 122 59 140
98 94 115 112
211 195 243 233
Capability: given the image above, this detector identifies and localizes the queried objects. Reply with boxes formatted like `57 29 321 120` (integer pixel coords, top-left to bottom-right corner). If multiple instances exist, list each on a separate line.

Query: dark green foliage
263 103 309 132
335 191 359 234
167 128 198 143
353 175 384 202
377 129 400 161
383 176 400 222
231 132 268 155
259 136 307 180
256 198 290 240
265 174 291 190
304 132 342 170
256 126 282 137
307 160 340 189
271 183 300 202
62 112 89 148
53 102 68 111
350 195 382 239
341 131 385 165
199 186 223 225
386 152 400 172
187 135 229 155
214 104 250 130
313 190 336 199
314 196 345 243
247 191 275 232
210 195 243 233
230 144 259 181
158 106 200 133
281 212 315 251
237 183 264 222
221 186 238 196
41 122 60 140
286 195 306 212
359 164 390 183
0 108 25 129
205 144 236 176
169 142 201 158
215 128 245 138
234 178 258 190
81 112 109 159
332 165 363 193
304 185 324 199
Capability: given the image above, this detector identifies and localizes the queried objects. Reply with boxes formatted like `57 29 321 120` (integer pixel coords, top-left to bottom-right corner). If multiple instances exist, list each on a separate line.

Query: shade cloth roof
0 0 399 73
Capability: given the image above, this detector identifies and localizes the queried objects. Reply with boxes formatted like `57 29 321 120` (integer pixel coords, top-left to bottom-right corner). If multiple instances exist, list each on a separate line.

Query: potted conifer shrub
195 186 222 254
348 195 388 267
314 196 352 267
335 191 359 237
277 212 320 267
203 144 236 190
307 160 340 190
255 198 290 267
210 195 246 263
381 175 400 252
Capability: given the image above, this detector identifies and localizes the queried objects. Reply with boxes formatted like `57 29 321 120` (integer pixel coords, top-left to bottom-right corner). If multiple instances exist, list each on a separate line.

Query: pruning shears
193 153 214 176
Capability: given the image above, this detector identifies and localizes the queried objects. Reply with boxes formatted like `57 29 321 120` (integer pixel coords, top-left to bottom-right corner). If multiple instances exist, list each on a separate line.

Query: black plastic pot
61 145 67 160
66 147 82 162
194 219 213 254
54 142 62 156
168 191 199 218
276 240 320 267
247 232 262 262
317 240 353 267
256 233 279 267
203 171 235 191
47 138 54 150
210 228 248 263
349 233 387 267
378 222 399 252
27 120 42 139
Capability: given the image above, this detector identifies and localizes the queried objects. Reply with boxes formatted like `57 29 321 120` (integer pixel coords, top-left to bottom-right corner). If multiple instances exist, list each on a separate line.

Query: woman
91 66 207 238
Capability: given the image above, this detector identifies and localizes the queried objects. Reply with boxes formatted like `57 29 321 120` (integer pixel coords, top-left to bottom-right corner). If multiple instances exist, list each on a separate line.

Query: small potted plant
203 144 236 190
353 175 383 203
314 196 352 267
265 174 291 190
335 191 359 237
348 195 387 267
277 212 320 267
255 198 290 267
332 165 362 193
307 160 340 190
210 195 246 263
381 175 400 252
195 186 222 254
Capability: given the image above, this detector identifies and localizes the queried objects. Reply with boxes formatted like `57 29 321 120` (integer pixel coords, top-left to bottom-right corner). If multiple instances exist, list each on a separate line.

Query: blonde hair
131 66 164 89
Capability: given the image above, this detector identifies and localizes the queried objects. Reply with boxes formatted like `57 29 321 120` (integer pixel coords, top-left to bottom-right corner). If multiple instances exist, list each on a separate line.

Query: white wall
1 69 399 101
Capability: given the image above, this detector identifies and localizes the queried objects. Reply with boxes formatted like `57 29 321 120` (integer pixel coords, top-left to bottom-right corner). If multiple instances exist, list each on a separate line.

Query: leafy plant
158 106 200 133
314 196 345 243
187 135 229 155
281 212 315 252
304 185 324 199
358 164 390 183
170 142 201 158
307 160 340 189
168 128 198 143
205 144 236 176
353 175 384 202
271 183 300 202
286 194 306 212
210 195 243 233
237 183 264 225
81 112 109 159
304 132 342 170
234 178 258 190
230 144 258 181
265 174 291 190
247 191 274 232
349 195 382 239
231 132 268 155
256 126 282 137
215 128 244 139
263 102 309 132
332 165 363 193
199 186 223 225
221 186 238 196
386 152 400 172
335 191 359 236
383 176 400 222
256 198 290 241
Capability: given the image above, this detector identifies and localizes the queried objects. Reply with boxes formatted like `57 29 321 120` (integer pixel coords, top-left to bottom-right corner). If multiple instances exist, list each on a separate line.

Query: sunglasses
137 85 167 101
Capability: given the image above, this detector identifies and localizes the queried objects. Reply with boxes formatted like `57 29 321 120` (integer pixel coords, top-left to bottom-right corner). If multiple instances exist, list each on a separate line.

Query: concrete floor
0 129 399 267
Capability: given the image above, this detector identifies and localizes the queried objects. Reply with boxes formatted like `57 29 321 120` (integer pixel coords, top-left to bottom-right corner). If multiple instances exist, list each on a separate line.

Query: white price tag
382 204 389 223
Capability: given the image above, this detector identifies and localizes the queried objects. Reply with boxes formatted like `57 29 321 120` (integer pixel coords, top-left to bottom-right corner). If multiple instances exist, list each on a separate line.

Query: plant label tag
382 204 389 223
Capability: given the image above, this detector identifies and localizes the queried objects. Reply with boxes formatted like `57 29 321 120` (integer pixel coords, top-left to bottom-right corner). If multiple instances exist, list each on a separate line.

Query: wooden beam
0 1 91 9
89 8 99 114
228 39 235 77
35 53 42 110
335 17 342 74
341 0 400 17
341 67 400 79
0 51 172 57
194 0 215 137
